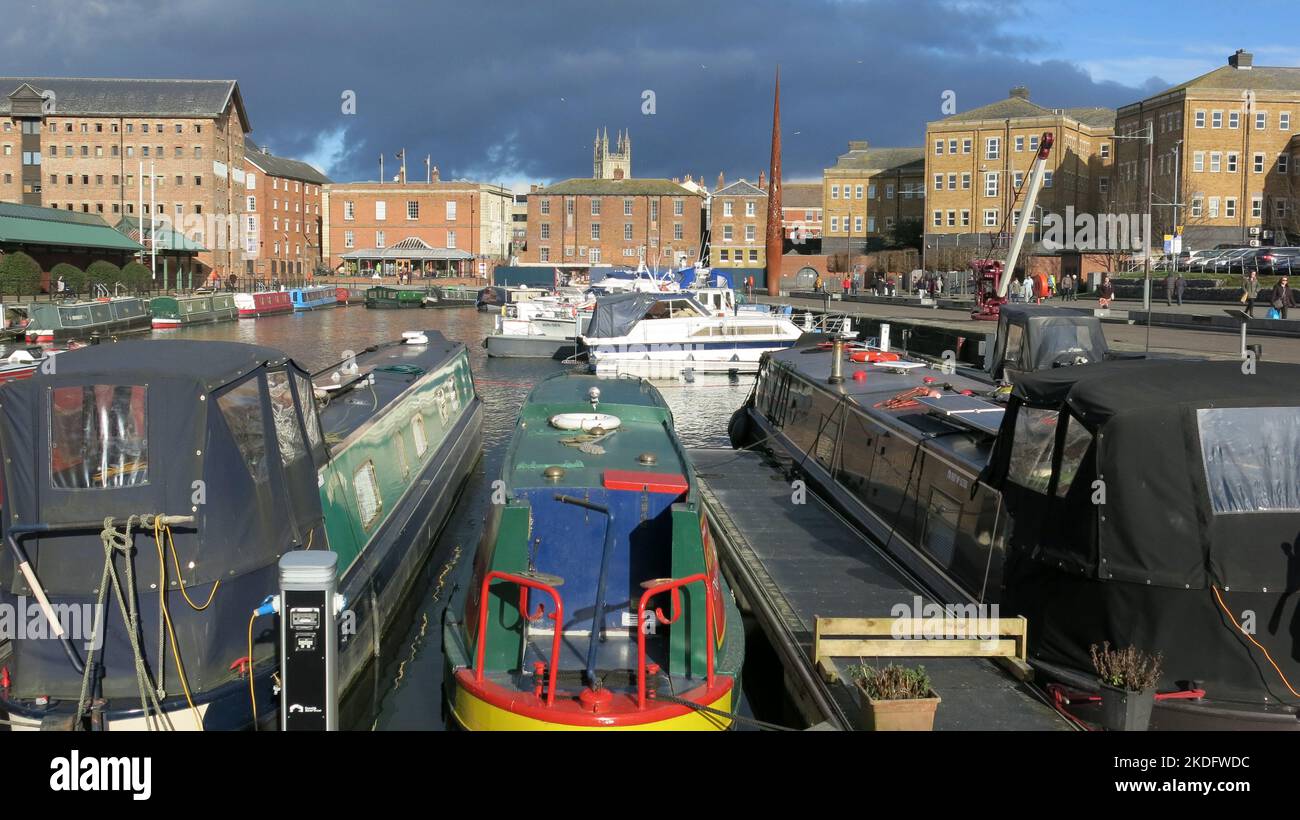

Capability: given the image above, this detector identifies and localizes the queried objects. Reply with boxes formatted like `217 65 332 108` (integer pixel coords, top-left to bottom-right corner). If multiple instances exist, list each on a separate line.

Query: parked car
1212 248 1255 274
1253 246 1300 274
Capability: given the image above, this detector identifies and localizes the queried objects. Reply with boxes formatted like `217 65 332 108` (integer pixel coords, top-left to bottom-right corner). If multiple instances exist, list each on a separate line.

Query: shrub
120 261 153 293
0 251 43 297
846 662 934 700
1090 642 1163 692
50 262 86 296
85 260 123 292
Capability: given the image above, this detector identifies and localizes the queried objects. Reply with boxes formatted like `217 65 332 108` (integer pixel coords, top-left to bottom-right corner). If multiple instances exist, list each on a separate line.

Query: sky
2 0 1296 190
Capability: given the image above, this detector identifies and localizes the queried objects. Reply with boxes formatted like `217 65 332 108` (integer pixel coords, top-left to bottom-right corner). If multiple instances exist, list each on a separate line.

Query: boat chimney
829 336 845 384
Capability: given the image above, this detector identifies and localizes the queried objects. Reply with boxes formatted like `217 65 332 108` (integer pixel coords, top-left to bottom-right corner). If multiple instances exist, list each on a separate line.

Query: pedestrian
1271 275 1295 319
1098 275 1115 309
1048 273 1056 298
1174 272 1186 307
1164 271 1175 306
842 274 851 295
1059 273 1071 301
56 274 66 298
814 273 823 293
1243 270 1259 317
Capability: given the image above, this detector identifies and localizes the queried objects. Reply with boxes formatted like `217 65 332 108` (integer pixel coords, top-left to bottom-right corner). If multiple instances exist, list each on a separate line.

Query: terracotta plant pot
855 681 941 731
1099 683 1155 731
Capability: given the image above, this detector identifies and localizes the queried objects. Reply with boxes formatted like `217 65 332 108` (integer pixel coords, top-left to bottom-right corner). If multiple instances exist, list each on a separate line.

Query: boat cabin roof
31 338 289 390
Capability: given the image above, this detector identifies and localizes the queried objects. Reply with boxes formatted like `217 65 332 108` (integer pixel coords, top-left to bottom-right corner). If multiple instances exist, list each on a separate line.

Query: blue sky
0 0 1291 189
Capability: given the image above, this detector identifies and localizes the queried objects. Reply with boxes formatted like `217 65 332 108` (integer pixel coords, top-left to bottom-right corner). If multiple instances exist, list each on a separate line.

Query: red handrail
636 573 715 709
474 570 564 707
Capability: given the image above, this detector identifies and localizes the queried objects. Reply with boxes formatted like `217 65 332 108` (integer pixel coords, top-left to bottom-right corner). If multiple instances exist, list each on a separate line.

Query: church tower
593 127 632 179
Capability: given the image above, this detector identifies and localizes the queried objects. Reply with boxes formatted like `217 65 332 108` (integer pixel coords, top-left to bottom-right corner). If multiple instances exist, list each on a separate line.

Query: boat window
1002 323 1024 365
395 432 409 477
294 373 324 453
354 461 382 528
49 385 149 490
412 415 428 457
1197 407 1300 514
267 370 307 466
217 378 269 483
1007 406 1057 494
1055 413 1094 497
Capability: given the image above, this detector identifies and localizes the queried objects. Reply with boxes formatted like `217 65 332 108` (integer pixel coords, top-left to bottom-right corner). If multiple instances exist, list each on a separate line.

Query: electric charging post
278 551 342 731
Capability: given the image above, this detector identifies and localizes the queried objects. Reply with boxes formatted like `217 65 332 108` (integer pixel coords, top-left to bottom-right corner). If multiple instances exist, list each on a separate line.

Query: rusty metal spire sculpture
764 68 783 296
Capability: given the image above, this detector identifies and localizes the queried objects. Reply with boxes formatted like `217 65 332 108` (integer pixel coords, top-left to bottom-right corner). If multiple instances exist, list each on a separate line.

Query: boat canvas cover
585 292 709 339
989 359 1300 701
991 305 1109 375
0 340 324 595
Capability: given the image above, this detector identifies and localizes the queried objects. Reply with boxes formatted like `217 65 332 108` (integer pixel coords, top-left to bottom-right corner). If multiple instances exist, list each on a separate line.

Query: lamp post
1110 122 1155 313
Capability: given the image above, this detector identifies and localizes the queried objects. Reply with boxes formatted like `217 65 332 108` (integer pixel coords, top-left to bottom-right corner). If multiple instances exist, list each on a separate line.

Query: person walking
842 274 851 296
1165 271 1175 306
1271 275 1295 319
1243 270 1259 317
1060 273 1072 301
1174 272 1186 307
1098 275 1115 309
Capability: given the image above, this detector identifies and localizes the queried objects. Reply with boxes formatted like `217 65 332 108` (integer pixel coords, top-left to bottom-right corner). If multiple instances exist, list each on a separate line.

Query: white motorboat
580 291 805 378
484 296 592 359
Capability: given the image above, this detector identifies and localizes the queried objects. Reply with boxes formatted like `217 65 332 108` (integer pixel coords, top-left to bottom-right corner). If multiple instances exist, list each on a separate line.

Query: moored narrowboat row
366 284 426 309
235 290 294 318
291 284 339 311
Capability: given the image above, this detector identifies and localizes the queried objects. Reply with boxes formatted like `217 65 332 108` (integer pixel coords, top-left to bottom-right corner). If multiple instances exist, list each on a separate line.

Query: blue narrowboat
291 284 339 311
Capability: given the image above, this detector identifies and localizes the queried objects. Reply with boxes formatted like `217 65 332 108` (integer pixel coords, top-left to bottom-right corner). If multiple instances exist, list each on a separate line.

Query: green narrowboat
444 372 744 730
366 285 427 309
150 293 239 329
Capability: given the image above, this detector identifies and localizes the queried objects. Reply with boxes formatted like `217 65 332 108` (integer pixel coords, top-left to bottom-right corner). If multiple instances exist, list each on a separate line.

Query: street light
1110 123 1155 314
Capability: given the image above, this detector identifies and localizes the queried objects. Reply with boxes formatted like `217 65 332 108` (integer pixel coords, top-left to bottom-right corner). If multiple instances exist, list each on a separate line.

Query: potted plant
846 662 940 731
1090 642 1163 731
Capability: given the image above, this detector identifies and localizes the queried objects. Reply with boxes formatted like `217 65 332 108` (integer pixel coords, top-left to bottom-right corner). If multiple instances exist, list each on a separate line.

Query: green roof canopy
115 215 208 252
0 202 145 253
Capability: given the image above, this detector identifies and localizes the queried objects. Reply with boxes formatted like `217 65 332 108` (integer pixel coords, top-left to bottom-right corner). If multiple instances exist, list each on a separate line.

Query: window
1229 111 1240 129
1193 151 1205 172
344 200 355 220
1099 177 1109 194
246 195 256 210
266 371 306 466
446 200 457 220
539 248 550 262
1252 196 1262 218
1256 111 1267 130
948 139 957 153
1195 110 1206 128
1100 143 1110 160
886 184 895 199
831 184 840 199
218 379 267 484
960 209 970 227
746 200 756 216
194 147 202 159
1198 407 1300 514
375 230 385 247
49 385 149 489
934 139 944 155
589 198 600 216
344 230 354 248
1043 171 1053 188
1055 415 1094 498
673 198 683 216
983 208 998 227
1212 110 1222 129
985 137 1000 160
853 217 862 233
933 174 942 191
1254 153 1265 173
1191 196 1203 217
1282 112 1292 131
1279 154 1290 175
539 198 550 215
961 172 970 190
962 138 971 154
375 200 386 220
1208 197 1220 218
1015 136 1024 152
625 223 634 241
947 173 956 190
932 210 941 227
723 200 733 217
946 210 955 227
590 223 600 240
1210 152 1221 173
447 230 457 248
1007 407 1058 493
1225 197 1237 218
984 172 998 197
354 462 383 528
829 217 838 232
855 184 863 199
1227 153 1238 173
539 223 550 240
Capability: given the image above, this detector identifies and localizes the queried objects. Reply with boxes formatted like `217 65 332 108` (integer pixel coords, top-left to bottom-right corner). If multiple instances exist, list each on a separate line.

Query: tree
50 262 86 297
886 217 924 251
85 260 122 293
120 261 152 293
0 251 43 298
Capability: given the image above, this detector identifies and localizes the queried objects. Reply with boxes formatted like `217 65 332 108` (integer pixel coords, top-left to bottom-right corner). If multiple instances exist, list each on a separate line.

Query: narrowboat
580 292 804 378
444 373 743 730
0 330 482 730
291 284 338 311
24 297 151 343
335 286 366 306
149 294 239 329
733 306 1300 729
422 285 477 309
234 290 294 318
366 285 426 309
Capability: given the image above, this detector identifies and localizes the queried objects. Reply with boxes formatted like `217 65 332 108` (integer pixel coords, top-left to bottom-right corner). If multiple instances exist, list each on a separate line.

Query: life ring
849 349 901 363
549 413 622 431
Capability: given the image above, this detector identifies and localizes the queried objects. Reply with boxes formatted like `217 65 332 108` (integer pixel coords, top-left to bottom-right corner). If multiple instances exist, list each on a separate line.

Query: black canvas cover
584 292 662 339
989 359 1300 706
990 305 1109 378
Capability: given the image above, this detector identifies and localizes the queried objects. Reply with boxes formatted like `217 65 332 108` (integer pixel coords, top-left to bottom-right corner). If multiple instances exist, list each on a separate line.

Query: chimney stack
1009 86 1030 100
717 171 725 190
1229 49 1253 69
759 171 767 190
431 165 440 182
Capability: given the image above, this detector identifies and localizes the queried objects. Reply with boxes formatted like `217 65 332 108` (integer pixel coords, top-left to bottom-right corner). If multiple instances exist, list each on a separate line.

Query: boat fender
549 413 622 432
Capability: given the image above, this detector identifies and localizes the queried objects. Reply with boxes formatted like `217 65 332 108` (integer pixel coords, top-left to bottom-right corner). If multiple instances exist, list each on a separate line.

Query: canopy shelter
115 215 208 290
340 237 472 278
986 358 1300 705
584 291 711 339
0 202 144 291
0 340 325 699
988 304 1115 380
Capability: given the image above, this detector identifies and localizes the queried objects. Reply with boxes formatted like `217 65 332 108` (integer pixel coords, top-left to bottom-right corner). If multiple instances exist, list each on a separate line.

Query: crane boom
995 132 1055 299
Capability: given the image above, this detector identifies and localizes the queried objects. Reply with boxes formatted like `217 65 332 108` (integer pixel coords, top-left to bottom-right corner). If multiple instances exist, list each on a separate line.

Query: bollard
279 551 342 731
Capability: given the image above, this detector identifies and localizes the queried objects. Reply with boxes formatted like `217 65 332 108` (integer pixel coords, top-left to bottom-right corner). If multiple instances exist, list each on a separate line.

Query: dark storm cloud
1 0 1165 186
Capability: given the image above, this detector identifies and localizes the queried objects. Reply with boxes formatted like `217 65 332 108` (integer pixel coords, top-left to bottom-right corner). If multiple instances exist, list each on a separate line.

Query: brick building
322 174 512 276
0 77 251 279
710 177 766 268
1112 50 1300 248
923 88 1114 250
243 142 331 279
521 178 704 269
822 141 926 256
782 181 823 243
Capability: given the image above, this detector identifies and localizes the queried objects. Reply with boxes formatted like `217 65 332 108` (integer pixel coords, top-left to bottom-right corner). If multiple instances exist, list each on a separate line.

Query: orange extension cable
1211 584 1300 699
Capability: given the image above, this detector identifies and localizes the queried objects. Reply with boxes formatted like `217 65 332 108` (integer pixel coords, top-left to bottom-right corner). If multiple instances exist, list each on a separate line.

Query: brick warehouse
521 178 704 269
710 175 767 269
923 87 1114 251
243 142 330 279
1112 50 1300 248
322 173 512 276
821 141 926 257
0 77 251 279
